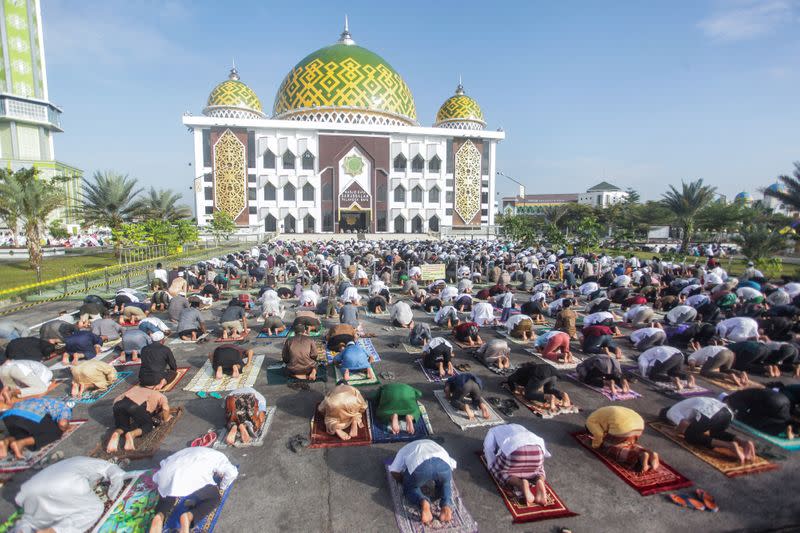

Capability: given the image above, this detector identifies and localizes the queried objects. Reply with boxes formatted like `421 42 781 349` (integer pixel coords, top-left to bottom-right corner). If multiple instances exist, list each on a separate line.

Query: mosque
183 20 504 235
735 183 795 215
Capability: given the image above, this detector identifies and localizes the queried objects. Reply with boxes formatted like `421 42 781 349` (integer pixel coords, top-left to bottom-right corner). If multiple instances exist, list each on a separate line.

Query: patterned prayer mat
324 338 382 363
402 343 424 354
333 363 380 387
168 332 210 345
213 406 276 449
0 381 63 411
370 401 433 444
385 460 478 533
649 421 779 477
731 420 800 451
571 431 693 496
364 310 390 318
415 359 460 383
692 371 764 392
449 336 485 350
565 372 642 401
523 349 581 370
501 384 579 419
0 419 86 475
469 351 517 376
183 355 265 392
110 353 142 367
91 407 184 461
61 371 133 404
265 362 327 385
309 405 372 448
477 453 577 524
497 331 535 346
160 367 190 392
433 390 504 430
288 328 325 338
621 365 709 397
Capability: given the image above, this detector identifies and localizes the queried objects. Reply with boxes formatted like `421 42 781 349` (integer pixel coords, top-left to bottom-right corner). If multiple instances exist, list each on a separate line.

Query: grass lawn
0 253 118 290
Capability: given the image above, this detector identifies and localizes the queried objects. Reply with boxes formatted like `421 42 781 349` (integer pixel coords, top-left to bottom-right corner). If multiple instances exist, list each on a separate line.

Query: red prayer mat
571 432 693 496
159 367 189 393
308 404 371 449
478 452 577 524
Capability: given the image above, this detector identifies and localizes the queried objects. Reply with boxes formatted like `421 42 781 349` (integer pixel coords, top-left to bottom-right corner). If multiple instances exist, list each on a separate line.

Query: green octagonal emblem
343 155 364 177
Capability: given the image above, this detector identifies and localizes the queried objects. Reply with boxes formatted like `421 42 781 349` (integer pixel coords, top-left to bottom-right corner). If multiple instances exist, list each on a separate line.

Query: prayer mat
160 367 189 392
48 348 117 371
692 371 764 392
183 355 265 392
334 363 380 387
470 351 518 376
324 338 382 363
523 349 581 370
110 353 142 367
61 371 133 404
502 385 580 419
497 331 535 345
649 421 779 477
0 419 86 475
365 310 389 318
385 460 479 533
213 334 249 343
370 401 433 444
256 329 289 338
477 453 577 524
91 407 184 461
266 362 328 384
449 336 484 350
571 431 693 496
433 390 503 430
288 328 325 338
565 372 642 401
309 405 371 448
621 365 709 397
213 406 276 449
0 380 63 410
415 359 460 383
92 470 159 533
402 343 424 354
168 332 210 345
731 420 800 451
102 338 123 349
0 509 21 533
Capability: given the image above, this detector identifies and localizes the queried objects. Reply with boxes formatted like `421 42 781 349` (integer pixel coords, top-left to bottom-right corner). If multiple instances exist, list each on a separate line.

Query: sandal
695 489 718 512
668 493 688 508
288 434 309 453
209 392 223 400
196 391 208 399
685 495 705 511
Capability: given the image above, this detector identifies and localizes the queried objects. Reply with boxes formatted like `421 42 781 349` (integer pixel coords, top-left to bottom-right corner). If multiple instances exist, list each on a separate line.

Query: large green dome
272 25 417 126
434 83 485 130
204 67 265 119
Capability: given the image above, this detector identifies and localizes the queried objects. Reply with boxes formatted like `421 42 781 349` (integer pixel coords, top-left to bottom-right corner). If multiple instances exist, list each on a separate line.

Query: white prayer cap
151 331 165 342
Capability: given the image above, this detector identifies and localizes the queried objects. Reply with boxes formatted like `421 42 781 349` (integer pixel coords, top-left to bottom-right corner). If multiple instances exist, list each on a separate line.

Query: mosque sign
339 181 371 209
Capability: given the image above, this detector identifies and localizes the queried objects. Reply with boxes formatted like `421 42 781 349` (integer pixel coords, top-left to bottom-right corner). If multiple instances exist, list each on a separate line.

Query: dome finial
455 74 465 96
229 58 239 81
339 15 355 45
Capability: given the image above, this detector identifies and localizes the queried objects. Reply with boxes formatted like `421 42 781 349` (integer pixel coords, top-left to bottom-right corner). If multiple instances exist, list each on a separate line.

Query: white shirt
498 292 514 309
388 439 456 475
716 317 759 342
584 311 614 326
613 275 631 288
391 302 413 325
471 302 495 326
483 424 550 468
153 269 168 284
4 360 53 387
629 327 663 343
666 397 730 426
409 266 422 277
153 447 238 498
638 346 682 376
504 313 531 332
299 289 318 306
343 286 360 303
688 345 727 365
425 337 453 352
434 306 457 322
679 284 701 297
548 298 565 316
441 286 458 302
685 294 710 308
139 316 170 333
624 306 651 322
579 282 599 296
736 287 763 301
666 305 697 324
784 282 800 298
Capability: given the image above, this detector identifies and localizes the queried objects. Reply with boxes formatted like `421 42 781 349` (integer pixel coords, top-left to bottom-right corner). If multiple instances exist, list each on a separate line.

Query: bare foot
420 500 433 525
225 430 237 446
123 433 136 451
406 415 416 435
534 478 547 505
390 417 401 435
179 512 192 533
732 441 745 465
335 429 352 441
215 368 224 379
439 505 453 523
480 404 491 419
149 513 164 533
639 451 651 473
240 429 252 444
9 440 24 460
746 441 757 462
651 452 660 471
106 435 120 454
0 441 7 459
687 375 696 388
231 366 240 378
522 479 535 506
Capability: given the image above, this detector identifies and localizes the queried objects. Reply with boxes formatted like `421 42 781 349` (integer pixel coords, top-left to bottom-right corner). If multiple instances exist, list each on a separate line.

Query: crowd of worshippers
2 239 800 530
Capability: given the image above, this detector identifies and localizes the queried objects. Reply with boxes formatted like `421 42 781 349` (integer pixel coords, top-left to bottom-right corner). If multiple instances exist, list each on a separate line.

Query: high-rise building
0 0 81 230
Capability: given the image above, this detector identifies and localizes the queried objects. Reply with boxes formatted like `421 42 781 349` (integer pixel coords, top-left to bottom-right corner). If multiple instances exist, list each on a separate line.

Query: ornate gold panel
213 129 246 219
454 140 481 224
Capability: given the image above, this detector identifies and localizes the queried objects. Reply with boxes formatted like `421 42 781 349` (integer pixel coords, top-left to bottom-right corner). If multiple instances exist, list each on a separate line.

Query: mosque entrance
339 210 369 233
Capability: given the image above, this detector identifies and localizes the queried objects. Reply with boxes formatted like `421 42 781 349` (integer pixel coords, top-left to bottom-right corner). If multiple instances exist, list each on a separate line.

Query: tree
132 187 192 221
0 168 66 269
763 162 800 211
208 211 236 244
0 172 23 246
624 188 641 205
80 171 143 254
660 179 717 252
174 219 199 245
734 224 788 261
48 220 70 240
573 216 602 253
497 214 537 246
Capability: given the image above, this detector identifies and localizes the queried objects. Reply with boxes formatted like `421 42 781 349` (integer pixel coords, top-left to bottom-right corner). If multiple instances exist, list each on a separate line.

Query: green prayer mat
266 363 328 384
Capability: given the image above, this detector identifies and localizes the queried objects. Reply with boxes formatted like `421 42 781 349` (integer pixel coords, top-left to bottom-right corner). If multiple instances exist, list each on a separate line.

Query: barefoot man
106 384 171 453
389 440 457 525
484 424 550 507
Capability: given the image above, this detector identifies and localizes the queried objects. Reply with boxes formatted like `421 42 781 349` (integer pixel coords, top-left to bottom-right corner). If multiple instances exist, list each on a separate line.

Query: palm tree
132 187 192 221
0 171 23 246
661 179 717 252
80 171 143 253
0 168 66 269
734 224 788 261
763 162 800 211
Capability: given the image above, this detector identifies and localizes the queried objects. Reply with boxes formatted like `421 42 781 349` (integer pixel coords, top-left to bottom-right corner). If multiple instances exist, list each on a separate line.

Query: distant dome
434 82 485 130
734 191 752 203
204 67 265 120
767 182 787 194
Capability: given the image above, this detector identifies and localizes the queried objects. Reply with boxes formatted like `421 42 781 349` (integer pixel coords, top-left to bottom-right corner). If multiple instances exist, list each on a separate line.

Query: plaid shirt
1 398 72 423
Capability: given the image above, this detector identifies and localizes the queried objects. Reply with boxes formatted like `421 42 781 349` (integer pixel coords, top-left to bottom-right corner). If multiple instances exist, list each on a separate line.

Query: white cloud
698 0 794 42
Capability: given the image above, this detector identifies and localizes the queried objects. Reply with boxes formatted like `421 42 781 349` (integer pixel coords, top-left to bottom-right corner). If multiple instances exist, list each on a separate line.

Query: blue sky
42 0 799 205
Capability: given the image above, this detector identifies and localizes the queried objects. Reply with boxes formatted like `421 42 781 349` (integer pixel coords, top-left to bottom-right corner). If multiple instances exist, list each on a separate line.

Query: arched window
411 154 424 172
284 214 296 233
322 181 333 201
429 215 440 232
411 185 423 203
377 183 387 202
264 214 276 231
428 186 440 203
264 183 276 201
302 183 314 201
428 155 441 173
411 215 424 233
284 183 296 201
263 150 275 169
303 214 315 233
394 185 405 202
302 150 315 170
282 150 295 169
394 215 405 233
393 153 407 172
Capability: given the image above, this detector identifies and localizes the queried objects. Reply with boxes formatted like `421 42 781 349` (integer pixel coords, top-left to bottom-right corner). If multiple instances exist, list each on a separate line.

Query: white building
578 181 628 208
182 22 504 235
